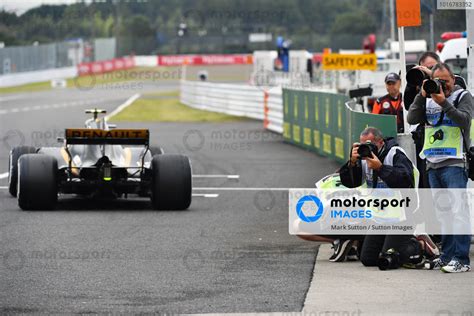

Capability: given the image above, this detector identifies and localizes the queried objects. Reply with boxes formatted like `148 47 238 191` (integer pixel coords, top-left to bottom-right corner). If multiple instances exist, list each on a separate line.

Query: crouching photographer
339 127 438 269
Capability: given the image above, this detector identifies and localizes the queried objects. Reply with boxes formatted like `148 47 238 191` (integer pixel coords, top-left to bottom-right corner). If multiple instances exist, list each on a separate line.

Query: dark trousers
413 127 430 188
359 235 418 267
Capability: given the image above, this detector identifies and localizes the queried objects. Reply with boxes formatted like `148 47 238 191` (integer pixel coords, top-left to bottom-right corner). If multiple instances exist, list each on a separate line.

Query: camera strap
452 89 471 153
370 145 388 188
371 173 379 189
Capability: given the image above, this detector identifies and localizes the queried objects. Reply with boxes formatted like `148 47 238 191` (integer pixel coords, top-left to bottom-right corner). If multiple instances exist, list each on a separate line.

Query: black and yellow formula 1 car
8 109 192 210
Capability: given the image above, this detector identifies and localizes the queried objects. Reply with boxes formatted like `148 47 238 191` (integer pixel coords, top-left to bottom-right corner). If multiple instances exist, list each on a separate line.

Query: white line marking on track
0 98 111 115
0 187 221 196
105 93 141 121
192 193 219 198
0 172 9 179
192 187 300 191
192 174 240 179
0 95 26 102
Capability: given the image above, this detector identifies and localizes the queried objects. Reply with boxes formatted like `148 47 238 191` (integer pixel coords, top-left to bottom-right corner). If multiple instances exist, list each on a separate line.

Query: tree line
0 0 466 54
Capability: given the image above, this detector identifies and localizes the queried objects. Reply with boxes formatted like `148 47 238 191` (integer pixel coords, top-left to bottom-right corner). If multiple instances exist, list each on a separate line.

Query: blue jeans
428 166 471 265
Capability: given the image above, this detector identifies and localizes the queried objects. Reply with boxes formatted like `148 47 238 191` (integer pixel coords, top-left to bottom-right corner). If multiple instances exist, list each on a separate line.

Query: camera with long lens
406 64 429 86
357 141 378 158
423 79 446 97
377 248 400 270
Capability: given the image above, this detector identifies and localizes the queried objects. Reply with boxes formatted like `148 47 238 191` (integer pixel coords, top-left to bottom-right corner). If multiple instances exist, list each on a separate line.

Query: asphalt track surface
0 80 340 314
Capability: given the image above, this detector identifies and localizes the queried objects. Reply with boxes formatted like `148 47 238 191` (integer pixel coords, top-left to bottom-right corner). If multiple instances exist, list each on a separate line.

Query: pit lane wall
282 88 398 164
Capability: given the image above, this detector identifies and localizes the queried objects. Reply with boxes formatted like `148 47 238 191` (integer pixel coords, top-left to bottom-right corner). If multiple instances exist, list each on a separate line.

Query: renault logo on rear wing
65 128 149 145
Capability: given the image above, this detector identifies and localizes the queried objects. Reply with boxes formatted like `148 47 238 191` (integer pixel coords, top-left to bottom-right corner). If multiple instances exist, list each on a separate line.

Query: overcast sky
0 0 84 15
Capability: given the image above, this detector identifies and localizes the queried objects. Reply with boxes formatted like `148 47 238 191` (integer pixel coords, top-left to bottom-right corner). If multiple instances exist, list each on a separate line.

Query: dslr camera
422 79 447 97
357 141 378 158
377 248 400 270
378 239 424 270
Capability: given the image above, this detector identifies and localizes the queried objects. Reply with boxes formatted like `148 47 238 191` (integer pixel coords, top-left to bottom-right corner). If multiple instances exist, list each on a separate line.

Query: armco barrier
282 88 397 164
0 66 77 88
180 80 283 133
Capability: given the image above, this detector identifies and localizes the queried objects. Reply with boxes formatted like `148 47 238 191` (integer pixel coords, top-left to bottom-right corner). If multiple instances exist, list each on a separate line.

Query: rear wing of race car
65 128 149 145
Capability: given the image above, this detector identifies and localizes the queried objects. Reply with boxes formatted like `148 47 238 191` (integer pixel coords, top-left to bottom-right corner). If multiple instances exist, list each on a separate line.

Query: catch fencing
0 42 72 75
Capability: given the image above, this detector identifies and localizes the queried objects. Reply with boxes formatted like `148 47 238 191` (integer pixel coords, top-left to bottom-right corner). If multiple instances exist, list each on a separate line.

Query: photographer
405 52 440 189
372 73 404 133
339 127 438 268
407 62 473 273
404 52 440 109
340 127 414 189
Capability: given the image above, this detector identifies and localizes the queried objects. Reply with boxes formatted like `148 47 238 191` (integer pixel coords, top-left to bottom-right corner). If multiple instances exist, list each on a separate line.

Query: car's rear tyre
8 146 37 197
151 154 192 210
18 154 58 210
150 146 164 155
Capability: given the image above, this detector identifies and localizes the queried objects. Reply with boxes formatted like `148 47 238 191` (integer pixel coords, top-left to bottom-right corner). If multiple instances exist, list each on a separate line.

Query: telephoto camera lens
406 68 428 86
357 142 378 158
423 79 441 95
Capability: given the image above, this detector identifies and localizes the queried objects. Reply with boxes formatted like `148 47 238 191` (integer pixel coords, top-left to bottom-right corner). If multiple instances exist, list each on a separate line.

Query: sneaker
416 234 440 257
346 246 358 261
441 260 471 273
424 257 447 270
329 239 353 262
403 260 427 269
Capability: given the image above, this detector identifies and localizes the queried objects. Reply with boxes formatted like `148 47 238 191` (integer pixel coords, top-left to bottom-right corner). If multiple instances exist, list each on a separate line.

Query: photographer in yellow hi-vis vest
407 62 473 273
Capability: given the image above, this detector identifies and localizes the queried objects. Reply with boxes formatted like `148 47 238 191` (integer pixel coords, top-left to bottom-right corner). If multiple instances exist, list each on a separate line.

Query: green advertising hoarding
283 88 397 164
346 109 398 151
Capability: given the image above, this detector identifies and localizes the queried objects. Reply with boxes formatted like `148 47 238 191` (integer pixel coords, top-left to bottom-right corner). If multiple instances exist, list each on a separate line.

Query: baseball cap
385 72 401 83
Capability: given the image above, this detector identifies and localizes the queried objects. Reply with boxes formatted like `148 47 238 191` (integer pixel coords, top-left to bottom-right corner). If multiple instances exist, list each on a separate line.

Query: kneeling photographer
339 127 437 269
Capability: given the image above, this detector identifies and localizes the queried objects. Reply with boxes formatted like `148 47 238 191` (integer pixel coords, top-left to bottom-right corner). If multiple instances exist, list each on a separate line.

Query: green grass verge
0 81 53 94
0 66 181 95
110 92 246 122
0 65 251 95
